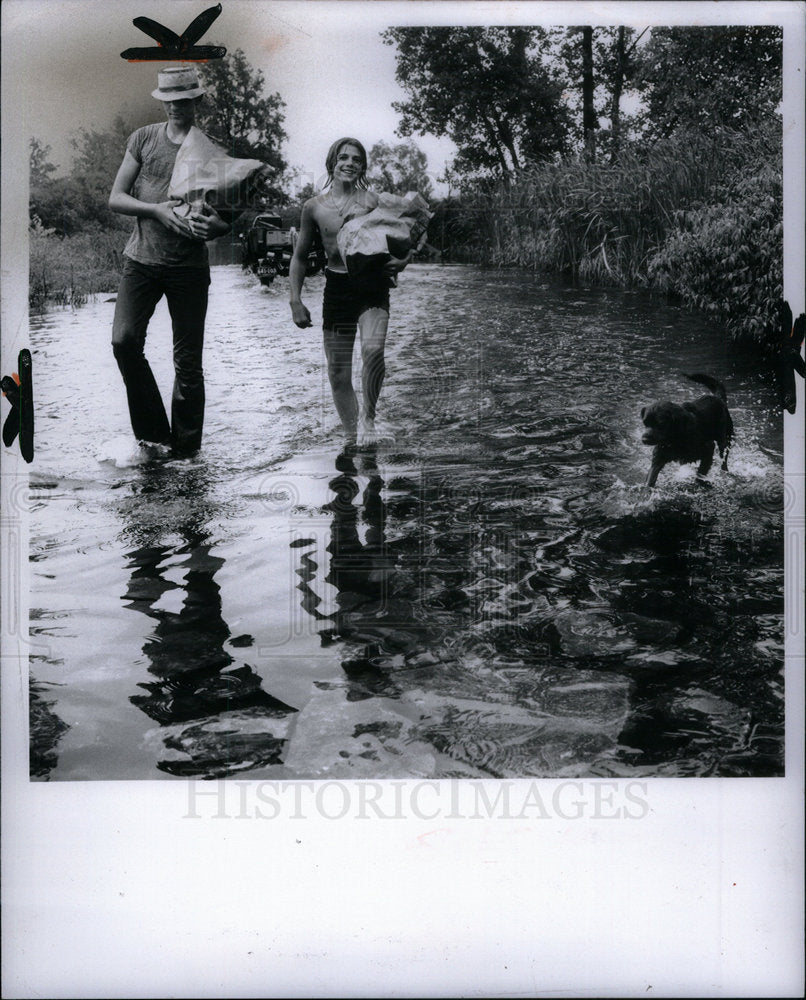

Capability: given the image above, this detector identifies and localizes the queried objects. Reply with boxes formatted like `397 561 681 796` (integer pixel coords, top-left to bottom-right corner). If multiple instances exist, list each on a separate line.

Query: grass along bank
29 119 782 352
452 121 782 349
29 220 127 312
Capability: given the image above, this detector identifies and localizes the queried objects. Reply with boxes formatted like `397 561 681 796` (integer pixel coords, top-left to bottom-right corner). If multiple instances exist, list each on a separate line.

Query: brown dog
641 374 733 487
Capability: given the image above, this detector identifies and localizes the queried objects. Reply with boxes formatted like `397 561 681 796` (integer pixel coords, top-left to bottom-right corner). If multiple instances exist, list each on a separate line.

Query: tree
30 138 57 187
367 140 434 198
634 26 782 138
71 116 135 207
270 178 317 230
28 121 135 233
549 26 642 163
196 48 288 200
601 27 628 158
67 116 136 231
579 27 596 161
30 137 60 227
382 27 569 179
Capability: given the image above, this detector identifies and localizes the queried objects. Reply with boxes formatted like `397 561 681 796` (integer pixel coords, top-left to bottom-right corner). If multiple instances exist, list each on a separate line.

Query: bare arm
109 150 188 236
289 200 316 328
383 250 415 276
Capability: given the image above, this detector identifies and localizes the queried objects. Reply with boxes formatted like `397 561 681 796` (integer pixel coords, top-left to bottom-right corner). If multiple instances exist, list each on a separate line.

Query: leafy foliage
549 26 643 161
196 48 288 200
367 140 433 198
647 133 782 347
29 139 57 186
382 27 569 177
30 119 135 235
466 129 735 274
634 26 782 138
29 219 126 311
385 24 784 346
456 116 782 346
70 116 134 200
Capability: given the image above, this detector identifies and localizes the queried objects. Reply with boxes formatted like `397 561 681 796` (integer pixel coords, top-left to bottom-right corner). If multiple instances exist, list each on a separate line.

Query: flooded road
28 263 784 779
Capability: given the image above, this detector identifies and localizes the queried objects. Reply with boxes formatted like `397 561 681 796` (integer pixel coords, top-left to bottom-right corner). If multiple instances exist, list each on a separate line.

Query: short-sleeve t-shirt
122 123 209 268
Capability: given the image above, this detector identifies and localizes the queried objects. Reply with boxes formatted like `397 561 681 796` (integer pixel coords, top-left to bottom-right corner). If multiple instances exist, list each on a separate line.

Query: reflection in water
589 496 784 775
295 451 402 701
29 682 70 779
28 265 785 779
324 452 401 700
291 453 632 778
118 463 296 778
291 443 784 778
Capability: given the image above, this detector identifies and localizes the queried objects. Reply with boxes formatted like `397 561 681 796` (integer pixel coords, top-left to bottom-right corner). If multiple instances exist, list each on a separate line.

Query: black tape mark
121 3 226 61
777 300 806 414
2 349 34 463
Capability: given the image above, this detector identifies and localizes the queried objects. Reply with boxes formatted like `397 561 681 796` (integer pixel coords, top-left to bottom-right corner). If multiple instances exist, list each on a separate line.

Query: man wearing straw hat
109 65 231 457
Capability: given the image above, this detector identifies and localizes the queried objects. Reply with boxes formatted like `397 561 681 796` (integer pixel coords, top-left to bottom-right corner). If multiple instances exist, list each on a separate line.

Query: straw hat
151 66 206 101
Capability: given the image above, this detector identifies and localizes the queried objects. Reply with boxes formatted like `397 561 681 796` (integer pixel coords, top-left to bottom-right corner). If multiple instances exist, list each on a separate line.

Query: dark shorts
322 269 391 333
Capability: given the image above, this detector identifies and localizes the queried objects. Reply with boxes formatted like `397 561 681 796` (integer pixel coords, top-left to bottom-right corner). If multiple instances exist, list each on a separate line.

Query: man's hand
186 203 230 241
290 301 313 328
383 250 414 276
152 200 188 234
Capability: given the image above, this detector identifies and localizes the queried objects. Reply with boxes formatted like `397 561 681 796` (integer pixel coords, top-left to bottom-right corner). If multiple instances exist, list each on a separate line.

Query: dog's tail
681 372 727 401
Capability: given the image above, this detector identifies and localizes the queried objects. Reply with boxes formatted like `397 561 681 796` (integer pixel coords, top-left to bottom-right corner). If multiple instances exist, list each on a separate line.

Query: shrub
29 220 127 311
449 118 782 347
647 158 782 348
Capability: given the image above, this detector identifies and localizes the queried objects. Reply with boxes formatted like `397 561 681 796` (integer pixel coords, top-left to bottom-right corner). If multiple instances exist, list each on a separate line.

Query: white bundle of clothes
336 191 433 278
168 126 267 224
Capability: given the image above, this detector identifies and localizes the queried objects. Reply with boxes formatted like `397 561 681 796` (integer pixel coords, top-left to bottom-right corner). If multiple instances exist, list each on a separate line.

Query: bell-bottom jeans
112 258 210 453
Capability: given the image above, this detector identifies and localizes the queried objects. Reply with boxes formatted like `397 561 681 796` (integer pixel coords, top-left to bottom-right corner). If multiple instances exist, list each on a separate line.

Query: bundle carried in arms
168 127 269 230
336 191 433 279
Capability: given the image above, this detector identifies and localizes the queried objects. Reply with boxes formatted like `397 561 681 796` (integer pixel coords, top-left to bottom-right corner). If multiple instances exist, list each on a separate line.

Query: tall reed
29 223 126 312
455 122 782 345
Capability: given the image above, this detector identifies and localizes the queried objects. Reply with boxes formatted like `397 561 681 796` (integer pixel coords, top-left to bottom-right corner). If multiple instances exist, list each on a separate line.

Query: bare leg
357 306 389 446
324 325 358 447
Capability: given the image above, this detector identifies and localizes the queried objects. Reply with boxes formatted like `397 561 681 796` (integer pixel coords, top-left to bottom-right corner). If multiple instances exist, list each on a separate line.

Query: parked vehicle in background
240 214 326 287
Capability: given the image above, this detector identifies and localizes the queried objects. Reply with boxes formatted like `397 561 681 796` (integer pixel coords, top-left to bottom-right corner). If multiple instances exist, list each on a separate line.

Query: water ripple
28 265 784 779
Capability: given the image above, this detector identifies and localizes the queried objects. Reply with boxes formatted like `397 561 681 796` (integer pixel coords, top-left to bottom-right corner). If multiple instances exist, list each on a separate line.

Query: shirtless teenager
289 137 410 449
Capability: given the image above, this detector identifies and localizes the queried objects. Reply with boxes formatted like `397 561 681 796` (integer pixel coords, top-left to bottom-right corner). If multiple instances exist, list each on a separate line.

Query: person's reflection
326 451 391 613
29 682 69 779
118 462 295 777
299 451 405 698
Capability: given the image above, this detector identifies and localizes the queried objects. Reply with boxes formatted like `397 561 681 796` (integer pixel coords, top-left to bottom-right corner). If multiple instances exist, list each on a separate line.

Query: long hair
324 137 369 189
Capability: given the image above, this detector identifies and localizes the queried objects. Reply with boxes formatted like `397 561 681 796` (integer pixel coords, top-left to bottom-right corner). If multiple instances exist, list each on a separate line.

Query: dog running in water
640 373 734 487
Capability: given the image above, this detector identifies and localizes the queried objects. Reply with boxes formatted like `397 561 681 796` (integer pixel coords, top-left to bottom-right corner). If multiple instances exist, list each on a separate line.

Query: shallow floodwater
28 264 784 779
